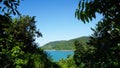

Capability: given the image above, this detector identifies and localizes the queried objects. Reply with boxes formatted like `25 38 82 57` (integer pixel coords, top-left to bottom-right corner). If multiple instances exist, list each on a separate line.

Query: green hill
41 36 90 50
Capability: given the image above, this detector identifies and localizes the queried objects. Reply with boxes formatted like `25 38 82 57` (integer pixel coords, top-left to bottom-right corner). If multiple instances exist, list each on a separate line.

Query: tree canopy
0 0 20 15
0 0 60 68
0 15 60 68
75 0 120 24
74 0 120 68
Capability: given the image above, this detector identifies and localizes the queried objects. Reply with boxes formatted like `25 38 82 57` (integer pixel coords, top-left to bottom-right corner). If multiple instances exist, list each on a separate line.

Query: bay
45 50 74 62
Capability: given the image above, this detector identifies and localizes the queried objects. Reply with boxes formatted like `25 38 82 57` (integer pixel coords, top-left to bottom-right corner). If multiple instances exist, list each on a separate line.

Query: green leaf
82 2 84 10
4 1 10 8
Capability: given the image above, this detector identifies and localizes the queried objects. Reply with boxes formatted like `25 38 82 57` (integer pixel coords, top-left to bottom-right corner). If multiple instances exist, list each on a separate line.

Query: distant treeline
41 36 90 50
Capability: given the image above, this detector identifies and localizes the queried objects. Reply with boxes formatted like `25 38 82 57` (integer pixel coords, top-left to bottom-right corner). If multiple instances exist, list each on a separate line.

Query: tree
75 0 120 24
0 15 60 68
87 20 120 68
75 0 120 68
0 0 60 68
58 55 76 68
0 0 21 15
74 40 84 67
0 0 21 67
74 40 95 68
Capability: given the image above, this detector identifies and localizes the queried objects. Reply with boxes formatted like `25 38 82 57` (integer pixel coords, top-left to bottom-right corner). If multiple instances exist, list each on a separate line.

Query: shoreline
44 50 74 51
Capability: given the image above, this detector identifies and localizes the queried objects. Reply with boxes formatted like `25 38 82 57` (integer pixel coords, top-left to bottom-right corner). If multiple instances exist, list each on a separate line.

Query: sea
44 50 74 62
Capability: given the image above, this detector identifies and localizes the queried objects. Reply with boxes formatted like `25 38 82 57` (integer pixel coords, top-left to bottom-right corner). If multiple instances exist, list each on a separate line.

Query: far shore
44 50 74 51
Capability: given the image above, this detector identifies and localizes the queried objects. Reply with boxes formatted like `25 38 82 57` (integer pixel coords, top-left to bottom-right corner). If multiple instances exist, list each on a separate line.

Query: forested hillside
41 36 90 50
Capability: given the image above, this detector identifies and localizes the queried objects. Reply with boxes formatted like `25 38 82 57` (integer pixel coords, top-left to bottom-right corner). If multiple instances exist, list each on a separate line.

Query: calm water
45 50 74 62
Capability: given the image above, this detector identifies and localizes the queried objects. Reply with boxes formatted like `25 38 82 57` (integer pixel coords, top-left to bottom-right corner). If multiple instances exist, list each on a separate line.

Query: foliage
41 36 89 50
74 40 95 68
0 15 60 68
87 20 120 68
58 55 76 68
75 0 120 23
0 0 60 68
0 0 21 67
0 0 21 15
75 0 120 68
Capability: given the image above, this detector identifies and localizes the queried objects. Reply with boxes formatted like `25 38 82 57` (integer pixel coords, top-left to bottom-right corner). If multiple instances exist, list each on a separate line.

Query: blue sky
18 0 102 46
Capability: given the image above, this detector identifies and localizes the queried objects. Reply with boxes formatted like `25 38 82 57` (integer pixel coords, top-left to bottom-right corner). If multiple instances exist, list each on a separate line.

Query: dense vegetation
74 0 120 68
1 0 120 68
41 36 89 50
58 55 76 68
0 0 59 68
